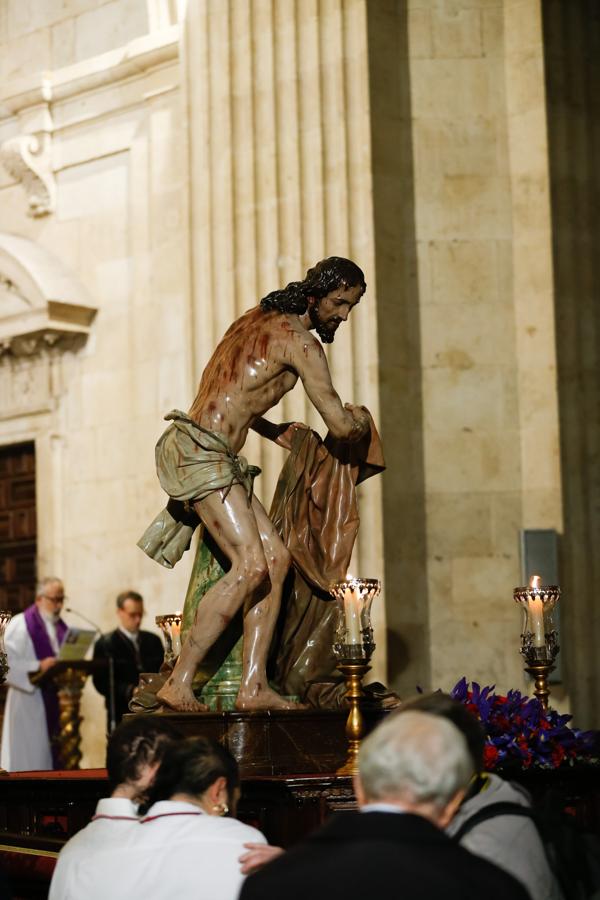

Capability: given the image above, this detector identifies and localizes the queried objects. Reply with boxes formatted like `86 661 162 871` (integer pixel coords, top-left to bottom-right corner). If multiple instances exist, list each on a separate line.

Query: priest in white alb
0 577 67 771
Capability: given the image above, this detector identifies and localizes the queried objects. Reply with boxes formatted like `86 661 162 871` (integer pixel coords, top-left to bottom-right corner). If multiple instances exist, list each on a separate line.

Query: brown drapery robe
267 416 385 703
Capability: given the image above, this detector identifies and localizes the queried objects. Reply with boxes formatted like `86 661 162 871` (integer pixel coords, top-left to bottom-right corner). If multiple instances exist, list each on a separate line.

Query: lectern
31 660 106 770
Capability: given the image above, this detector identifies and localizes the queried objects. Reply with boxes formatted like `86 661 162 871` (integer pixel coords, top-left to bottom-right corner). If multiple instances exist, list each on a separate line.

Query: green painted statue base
181 528 299 710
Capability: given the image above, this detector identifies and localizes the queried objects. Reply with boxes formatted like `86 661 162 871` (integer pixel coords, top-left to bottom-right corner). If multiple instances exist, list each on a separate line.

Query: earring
212 803 229 816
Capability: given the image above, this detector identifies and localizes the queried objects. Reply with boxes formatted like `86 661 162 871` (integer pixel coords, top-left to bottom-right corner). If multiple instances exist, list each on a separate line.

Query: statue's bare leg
235 495 301 711
157 485 272 712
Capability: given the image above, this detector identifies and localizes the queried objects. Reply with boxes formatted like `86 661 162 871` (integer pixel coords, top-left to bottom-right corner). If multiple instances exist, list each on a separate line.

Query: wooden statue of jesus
138 257 370 712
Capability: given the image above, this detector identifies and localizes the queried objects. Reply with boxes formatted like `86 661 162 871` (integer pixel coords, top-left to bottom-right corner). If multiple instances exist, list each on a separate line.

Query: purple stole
23 604 68 768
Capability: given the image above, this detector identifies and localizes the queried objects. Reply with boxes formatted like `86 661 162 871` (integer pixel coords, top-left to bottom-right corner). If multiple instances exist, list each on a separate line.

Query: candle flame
529 574 542 590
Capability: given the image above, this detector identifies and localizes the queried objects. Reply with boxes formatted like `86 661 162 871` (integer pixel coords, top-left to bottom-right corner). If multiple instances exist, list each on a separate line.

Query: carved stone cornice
0 329 89 361
0 131 55 217
0 301 95 361
0 233 97 364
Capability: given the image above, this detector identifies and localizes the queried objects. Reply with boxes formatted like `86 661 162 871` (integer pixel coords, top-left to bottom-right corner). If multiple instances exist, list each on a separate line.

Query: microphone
65 607 117 734
65 607 102 633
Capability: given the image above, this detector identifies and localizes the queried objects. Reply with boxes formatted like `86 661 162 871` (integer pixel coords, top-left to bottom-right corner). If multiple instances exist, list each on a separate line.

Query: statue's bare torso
189 308 328 452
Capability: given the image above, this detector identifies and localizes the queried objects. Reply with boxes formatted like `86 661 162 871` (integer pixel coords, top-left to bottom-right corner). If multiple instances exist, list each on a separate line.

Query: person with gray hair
401 691 563 900
0 577 67 771
239 711 531 900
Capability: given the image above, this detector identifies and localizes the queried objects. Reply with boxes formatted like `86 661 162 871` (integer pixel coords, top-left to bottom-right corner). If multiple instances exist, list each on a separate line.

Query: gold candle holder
330 578 381 776
155 612 183 667
335 658 372 776
0 610 12 685
514 575 560 709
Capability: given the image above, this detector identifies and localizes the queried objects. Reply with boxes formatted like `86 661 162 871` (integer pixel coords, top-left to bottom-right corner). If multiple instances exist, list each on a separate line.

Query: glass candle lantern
514 575 560 663
155 612 183 666
0 609 12 684
330 578 380 660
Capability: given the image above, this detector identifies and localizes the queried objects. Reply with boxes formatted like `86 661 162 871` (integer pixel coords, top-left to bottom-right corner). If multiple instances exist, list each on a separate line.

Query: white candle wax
528 595 545 648
171 621 182 657
344 587 362 645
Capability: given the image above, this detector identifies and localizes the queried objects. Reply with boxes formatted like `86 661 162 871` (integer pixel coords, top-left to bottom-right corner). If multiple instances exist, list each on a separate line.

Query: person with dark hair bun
139 257 371 713
49 717 179 900
53 737 268 900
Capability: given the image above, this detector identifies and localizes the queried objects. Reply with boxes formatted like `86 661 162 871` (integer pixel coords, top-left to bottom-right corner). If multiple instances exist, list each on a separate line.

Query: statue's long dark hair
260 257 366 314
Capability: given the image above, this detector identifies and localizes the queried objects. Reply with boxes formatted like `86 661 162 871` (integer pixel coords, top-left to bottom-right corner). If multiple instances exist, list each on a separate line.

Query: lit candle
528 575 545 648
344 584 362 645
171 616 182 657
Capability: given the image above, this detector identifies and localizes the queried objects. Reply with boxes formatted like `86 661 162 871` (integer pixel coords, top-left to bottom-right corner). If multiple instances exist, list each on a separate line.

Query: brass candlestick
53 665 89 770
514 575 560 709
336 659 372 776
523 659 554 710
331 578 380 776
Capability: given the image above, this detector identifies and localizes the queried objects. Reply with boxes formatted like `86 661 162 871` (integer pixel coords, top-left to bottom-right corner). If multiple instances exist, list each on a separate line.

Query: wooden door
0 441 36 614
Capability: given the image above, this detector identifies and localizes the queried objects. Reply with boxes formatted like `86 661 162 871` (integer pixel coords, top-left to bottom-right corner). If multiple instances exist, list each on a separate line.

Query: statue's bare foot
157 680 209 713
235 686 306 711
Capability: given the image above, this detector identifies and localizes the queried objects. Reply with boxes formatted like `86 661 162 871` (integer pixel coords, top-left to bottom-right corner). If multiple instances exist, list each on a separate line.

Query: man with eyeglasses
0 577 68 771
92 590 164 729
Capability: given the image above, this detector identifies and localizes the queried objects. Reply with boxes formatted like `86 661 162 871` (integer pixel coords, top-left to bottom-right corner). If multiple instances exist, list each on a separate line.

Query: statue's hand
239 843 284 875
344 403 370 440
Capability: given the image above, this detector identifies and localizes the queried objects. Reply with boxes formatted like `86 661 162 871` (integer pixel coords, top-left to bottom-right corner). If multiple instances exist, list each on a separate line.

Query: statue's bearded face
308 283 363 343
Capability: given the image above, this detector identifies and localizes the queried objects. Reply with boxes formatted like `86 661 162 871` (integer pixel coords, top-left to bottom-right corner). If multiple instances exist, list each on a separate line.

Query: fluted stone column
180 0 387 680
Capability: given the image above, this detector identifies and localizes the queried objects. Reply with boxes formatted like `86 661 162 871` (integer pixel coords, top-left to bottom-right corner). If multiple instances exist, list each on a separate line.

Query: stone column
542 0 600 727
180 0 386 679
504 0 562 532
367 0 563 698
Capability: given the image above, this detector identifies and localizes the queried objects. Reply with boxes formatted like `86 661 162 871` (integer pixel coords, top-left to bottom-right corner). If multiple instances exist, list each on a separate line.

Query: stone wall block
1 27 52 83
74 0 149 62
414 117 500 179
450 555 519 620
507 173 549 233
482 7 504 57
504 0 543 54
430 239 498 305
426 492 493 557
411 58 500 118
51 17 77 70
518 426 560 492
490 490 522 551
430 618 516 691
420 301 514 368
507 106 549 175
505 49 545 116
423 367 504 433
425 429 520 494
432 6 483 58
407 7 433 58
64 429 97 484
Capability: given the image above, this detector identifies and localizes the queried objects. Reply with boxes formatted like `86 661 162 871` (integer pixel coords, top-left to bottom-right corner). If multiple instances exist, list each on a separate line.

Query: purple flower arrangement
450 678 600 771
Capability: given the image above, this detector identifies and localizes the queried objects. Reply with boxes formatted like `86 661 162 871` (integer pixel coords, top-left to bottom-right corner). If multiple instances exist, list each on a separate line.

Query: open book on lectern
57 628 97 661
